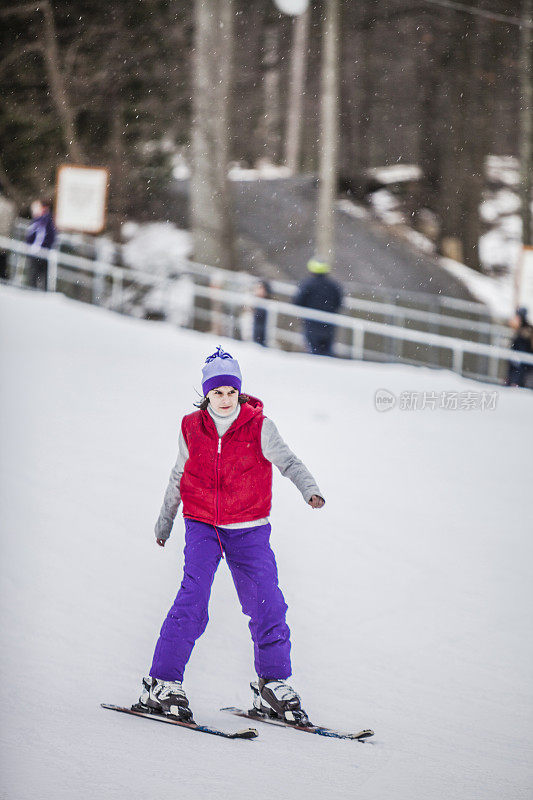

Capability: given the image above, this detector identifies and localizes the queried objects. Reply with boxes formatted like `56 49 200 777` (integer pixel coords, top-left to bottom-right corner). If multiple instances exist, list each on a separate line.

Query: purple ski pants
150 518 292 682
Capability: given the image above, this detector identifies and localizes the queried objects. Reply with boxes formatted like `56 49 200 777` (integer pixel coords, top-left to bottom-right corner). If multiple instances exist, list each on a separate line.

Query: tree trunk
417 27 441 210
108 102 126 238
284 9 309 173
190 0 235 269
257 19 281 165
316 0 339 265
40 1 84 163
437 13 468 265
520 0 533 247
458 5 485 272
434 3 489 271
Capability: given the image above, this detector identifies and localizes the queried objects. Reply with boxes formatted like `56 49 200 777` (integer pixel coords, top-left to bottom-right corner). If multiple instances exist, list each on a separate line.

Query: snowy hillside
1 285 532 800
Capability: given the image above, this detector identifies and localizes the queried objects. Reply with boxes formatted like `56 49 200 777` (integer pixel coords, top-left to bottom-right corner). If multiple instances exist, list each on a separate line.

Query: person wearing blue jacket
25 199 56 290
294 258 343 356
506 307 533 388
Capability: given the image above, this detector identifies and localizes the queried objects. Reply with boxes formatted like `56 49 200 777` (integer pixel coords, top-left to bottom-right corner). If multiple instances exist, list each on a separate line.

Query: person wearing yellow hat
294 258 343 355
306 258 331 274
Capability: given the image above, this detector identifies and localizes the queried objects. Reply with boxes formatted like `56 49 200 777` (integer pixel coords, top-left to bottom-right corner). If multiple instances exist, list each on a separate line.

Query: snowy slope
1 285 532 800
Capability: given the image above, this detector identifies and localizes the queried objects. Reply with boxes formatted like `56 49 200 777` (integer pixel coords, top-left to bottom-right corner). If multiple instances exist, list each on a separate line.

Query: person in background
253 279 271 346
294 258 343 356
506 307 533 388
25 198 56 290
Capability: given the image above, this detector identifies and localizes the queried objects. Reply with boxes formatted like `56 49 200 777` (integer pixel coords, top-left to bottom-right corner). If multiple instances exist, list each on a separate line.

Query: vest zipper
215 437 221 523
214 437 224 557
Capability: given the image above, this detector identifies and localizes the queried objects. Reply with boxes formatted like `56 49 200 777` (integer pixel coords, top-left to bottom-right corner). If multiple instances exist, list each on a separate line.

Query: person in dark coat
294 258 343 356
25 198 56 290
253 279 271 346
506 307 533 388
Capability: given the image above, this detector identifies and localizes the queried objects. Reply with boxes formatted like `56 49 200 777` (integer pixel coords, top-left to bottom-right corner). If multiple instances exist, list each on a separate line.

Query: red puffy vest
180 396 273 526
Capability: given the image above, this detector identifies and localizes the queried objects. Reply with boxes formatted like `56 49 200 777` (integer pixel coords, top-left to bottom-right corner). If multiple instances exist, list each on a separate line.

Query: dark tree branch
1 0 85 162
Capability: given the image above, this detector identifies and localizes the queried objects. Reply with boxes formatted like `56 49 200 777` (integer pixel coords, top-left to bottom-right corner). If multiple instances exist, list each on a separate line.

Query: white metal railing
11 215 492 316
344 277 491 316
190 284 533 375
286 284 509 341
2 236 531 382
166 250 509 340
8 219 508 338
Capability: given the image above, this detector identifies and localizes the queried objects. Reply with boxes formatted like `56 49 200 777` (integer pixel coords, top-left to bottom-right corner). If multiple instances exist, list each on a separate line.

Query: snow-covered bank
361 155 531 319
439 256 516 320
1 286 532 800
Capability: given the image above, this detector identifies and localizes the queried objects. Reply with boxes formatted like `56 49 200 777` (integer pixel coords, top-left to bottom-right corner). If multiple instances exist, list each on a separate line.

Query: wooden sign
55 165 109 234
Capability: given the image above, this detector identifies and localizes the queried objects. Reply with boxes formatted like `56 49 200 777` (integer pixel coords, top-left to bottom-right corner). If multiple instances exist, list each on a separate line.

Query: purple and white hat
202 346 242 396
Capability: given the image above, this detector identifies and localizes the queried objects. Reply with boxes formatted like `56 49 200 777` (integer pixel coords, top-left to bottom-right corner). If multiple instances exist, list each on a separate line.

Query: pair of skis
101 703 374 742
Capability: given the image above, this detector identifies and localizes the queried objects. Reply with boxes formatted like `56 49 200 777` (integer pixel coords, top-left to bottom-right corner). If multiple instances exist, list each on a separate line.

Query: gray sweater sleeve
261 418 324 504
155 431 189 540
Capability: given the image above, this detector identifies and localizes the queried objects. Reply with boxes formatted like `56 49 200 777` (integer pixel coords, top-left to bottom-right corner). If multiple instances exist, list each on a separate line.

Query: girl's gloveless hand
308 495 325 509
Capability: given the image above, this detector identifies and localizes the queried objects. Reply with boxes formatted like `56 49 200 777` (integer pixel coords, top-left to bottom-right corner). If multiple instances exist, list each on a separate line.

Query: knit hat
202 346 242 396
307 257 331 274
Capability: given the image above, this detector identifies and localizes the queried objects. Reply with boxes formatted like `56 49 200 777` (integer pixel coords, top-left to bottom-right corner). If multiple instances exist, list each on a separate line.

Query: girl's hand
308 495 325 509
156 538 167 547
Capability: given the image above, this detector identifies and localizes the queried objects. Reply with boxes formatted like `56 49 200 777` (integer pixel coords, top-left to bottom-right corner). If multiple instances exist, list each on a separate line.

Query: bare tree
257 16 282 165
316 0 339 264
0 2 85 164
458 4 487 271
520 0 533 246
284 9 309 173
190 0 235 269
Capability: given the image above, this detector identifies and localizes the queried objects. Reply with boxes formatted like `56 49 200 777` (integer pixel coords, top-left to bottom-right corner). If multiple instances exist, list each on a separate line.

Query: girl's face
207 385 239 416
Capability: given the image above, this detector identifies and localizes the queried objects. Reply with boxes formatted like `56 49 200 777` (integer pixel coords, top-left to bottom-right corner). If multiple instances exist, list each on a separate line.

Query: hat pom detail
205 345 234 364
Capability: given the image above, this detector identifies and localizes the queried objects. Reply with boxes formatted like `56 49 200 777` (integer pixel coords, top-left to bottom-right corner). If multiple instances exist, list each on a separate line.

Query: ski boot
251 678 310 725
133 676 193 722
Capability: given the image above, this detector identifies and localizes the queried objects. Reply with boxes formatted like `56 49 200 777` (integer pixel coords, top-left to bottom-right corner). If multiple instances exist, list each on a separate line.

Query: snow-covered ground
1 285 532 800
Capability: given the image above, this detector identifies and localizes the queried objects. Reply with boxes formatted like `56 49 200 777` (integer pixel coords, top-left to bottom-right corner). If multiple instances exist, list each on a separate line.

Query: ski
101 704 258 740
221 707 374 742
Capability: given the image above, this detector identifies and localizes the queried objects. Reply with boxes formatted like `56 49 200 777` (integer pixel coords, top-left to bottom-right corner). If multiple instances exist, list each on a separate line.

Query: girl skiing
136 346 325 725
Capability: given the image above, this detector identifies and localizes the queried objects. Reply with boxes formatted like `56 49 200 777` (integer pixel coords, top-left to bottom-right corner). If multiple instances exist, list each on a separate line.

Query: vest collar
201 395 264 437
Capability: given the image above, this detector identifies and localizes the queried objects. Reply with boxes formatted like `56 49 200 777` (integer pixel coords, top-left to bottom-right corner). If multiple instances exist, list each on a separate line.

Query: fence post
92 261 106 306
111 268 123 311
163 274 172 321
210 277 224 335
47 249 58 292
452 346 464 374
14 252 25 286
352 326 364 360
393 310 404 360
488 330 501 381
266 309 278 349
189 282 197 330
